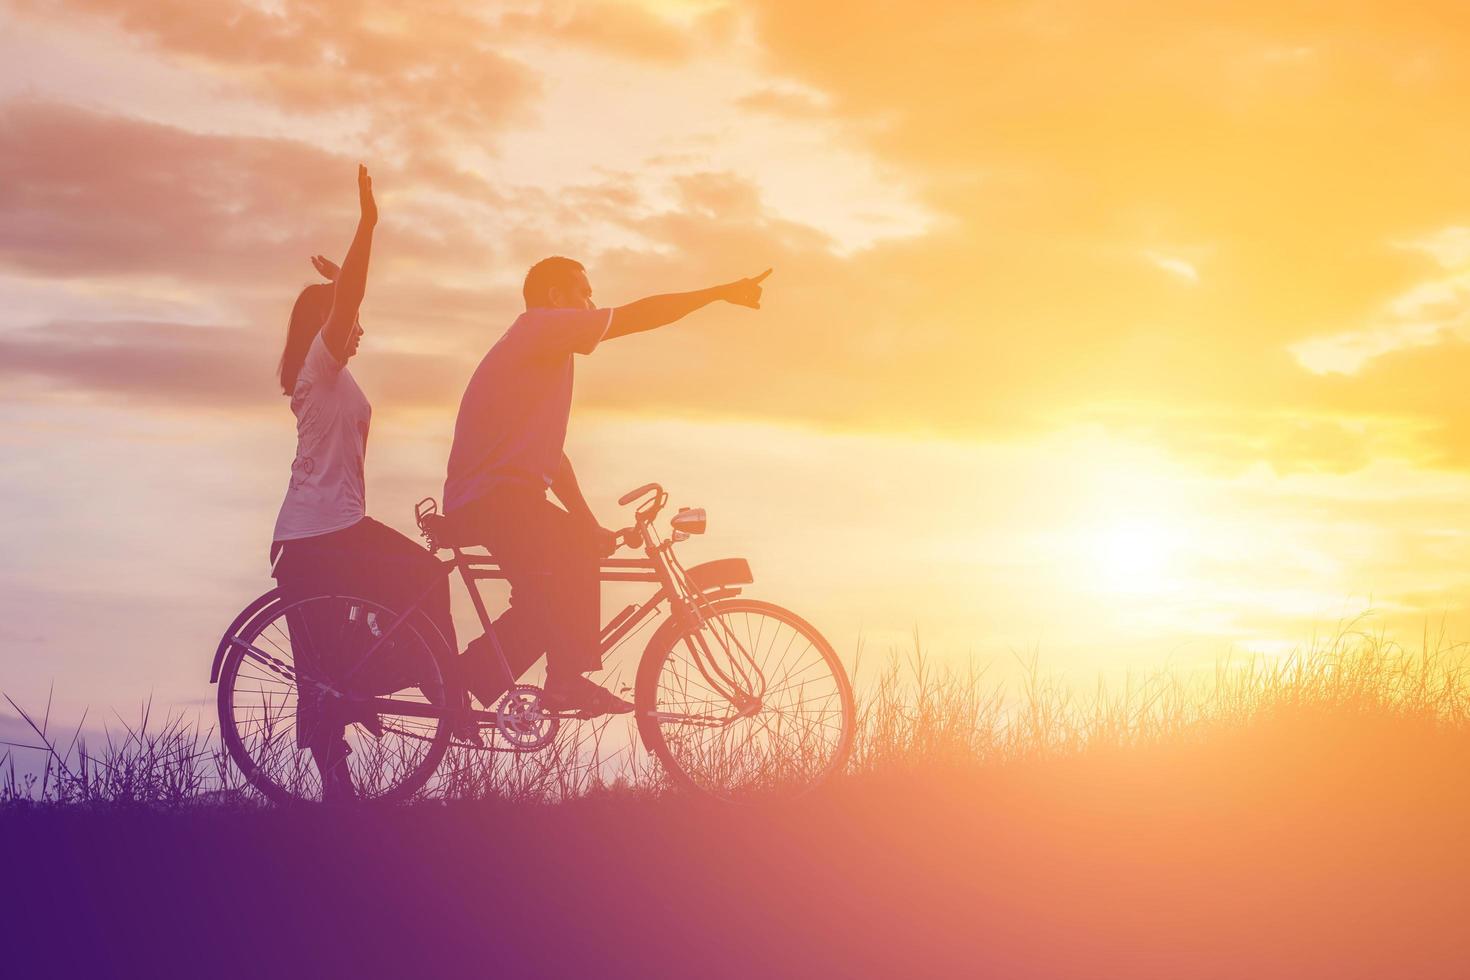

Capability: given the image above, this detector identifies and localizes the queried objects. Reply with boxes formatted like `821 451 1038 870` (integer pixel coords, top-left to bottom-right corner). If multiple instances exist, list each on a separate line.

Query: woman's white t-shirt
272 333 372 542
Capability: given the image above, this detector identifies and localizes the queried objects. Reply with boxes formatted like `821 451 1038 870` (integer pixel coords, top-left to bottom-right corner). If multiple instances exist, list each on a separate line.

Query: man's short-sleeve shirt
444 306 613 512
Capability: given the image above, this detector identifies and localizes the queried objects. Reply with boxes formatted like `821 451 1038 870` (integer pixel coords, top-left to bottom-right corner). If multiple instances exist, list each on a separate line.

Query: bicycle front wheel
217 594 453 804
634 598 855 800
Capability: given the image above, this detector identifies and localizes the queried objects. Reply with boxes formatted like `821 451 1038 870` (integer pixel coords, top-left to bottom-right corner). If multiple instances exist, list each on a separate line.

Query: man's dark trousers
456 483 602 681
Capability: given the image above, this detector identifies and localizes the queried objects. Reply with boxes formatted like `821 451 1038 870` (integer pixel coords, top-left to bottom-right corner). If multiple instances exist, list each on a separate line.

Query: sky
5 0 1470 723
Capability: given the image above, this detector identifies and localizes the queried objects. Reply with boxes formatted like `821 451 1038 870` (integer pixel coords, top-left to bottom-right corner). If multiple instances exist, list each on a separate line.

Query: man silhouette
445 257 770 714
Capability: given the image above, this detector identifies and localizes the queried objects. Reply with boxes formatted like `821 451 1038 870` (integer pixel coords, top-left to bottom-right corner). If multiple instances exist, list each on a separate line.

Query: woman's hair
277 283 335 395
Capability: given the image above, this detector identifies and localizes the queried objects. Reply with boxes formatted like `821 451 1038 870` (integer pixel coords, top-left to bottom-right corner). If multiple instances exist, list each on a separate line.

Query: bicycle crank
495 684 561 751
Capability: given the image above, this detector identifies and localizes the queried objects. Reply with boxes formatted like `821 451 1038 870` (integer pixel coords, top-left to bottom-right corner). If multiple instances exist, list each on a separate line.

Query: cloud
1291 230 1470 376
0 96 530 352
724 1 1470 469
0 96 524 289
0 97 930 426
1398 227 1470 268
0 320 269 407
498 2 701 62
1144 251 1200 284
1080 402 1439 476
0 97 349 280
0 319 464 411
12 0 535 141
1289 320 1458 377
735 85 832 119
15 1 1470 479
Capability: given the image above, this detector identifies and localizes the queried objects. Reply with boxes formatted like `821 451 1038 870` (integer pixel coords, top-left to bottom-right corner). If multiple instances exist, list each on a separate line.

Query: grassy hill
6 627 1470 977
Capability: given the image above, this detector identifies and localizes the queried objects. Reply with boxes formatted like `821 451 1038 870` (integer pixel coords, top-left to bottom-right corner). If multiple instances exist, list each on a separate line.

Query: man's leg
526 500 629 713
462 489 626 713
454 490 553 701
480 493 599 672
534 500 602 675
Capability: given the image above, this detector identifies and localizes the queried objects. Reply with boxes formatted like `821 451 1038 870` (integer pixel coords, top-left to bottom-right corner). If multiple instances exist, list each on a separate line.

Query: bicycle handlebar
618 482 661 507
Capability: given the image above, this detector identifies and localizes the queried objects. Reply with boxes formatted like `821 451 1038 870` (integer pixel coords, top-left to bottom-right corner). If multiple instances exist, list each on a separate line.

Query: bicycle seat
418 512 473 550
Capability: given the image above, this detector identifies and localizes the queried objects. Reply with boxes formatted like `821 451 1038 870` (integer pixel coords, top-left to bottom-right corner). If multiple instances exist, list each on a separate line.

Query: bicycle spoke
646 601 853 800
221 594 450 804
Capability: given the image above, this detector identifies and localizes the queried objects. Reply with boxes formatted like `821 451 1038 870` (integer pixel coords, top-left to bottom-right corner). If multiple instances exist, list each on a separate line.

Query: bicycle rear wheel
634 598 854 800
217 594 453 804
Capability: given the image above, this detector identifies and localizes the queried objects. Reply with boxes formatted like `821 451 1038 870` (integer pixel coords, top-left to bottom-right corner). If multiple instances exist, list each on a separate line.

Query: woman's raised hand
318 164 378 357
310 254 341 282
358 163 377 226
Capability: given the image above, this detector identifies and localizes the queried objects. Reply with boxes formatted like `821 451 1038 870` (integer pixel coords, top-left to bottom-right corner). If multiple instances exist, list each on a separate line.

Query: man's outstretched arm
606 269 771 340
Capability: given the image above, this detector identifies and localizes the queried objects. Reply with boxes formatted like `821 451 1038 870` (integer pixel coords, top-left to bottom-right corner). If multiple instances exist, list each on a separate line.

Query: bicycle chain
233 637 338 695
379 720 537 753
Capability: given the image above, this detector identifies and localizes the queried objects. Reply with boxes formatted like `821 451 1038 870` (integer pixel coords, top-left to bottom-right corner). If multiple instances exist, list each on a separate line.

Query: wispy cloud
1290 229 1470 376
0 319 464 410
0 98 347 280
1289 322 1456 377
1396 226 1470 268
1144 250 1200 284
11 0 536 152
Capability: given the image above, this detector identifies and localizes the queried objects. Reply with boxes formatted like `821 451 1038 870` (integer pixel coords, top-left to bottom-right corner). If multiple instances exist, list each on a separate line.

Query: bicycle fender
684 558 753 593
210 588 284 684
637 560 751 645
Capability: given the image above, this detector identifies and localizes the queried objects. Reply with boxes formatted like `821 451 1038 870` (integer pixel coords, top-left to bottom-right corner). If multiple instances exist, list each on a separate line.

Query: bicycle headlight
671 507 706 535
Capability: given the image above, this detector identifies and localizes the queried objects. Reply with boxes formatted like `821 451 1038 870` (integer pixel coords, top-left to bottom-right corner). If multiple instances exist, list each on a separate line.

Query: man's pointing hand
723 268 772 310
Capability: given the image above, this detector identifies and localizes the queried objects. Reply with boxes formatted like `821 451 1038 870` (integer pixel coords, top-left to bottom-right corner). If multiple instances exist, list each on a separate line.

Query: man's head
523 256 593 310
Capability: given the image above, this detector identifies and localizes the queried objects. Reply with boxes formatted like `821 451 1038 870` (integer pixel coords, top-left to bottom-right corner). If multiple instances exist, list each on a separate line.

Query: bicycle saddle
418 511 471 550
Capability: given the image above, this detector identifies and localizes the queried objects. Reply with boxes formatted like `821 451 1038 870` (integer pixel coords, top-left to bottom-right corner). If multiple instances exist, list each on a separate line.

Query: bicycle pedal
543 709 596 720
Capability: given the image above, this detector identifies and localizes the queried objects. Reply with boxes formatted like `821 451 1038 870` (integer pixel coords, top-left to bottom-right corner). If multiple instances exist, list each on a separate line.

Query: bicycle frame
217 487 756 728
447 551 665 692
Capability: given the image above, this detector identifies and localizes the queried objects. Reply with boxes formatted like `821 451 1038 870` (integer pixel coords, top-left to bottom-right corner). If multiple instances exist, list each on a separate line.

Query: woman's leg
272 534 356 798
353 517 457 655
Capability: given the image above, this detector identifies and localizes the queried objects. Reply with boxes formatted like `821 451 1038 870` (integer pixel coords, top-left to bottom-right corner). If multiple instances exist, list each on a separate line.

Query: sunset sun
1089 516 1180 595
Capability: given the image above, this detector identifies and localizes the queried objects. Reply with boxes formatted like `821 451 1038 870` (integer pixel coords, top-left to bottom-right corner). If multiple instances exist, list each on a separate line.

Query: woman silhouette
270 165 455 800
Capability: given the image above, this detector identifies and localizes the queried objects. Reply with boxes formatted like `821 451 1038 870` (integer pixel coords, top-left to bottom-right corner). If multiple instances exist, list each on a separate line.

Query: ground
9 713 1468 979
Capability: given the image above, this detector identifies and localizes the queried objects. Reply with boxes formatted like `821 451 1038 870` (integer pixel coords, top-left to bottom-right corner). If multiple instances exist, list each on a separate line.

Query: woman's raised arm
321 164 377 359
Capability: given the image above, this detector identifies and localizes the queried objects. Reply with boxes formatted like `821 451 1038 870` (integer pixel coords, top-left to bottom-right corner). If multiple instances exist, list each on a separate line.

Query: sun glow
1087 516 1182 595
1025 433 1206 600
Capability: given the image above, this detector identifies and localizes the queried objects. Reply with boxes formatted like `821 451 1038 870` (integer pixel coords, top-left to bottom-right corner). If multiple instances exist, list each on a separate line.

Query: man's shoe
543 673 633 717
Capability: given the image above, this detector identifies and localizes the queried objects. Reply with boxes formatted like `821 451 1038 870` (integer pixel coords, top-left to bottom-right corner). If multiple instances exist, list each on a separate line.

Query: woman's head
277 283 363 394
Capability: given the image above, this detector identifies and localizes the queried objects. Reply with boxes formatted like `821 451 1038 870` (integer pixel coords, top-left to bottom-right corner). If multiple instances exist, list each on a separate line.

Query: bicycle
210 483 855 803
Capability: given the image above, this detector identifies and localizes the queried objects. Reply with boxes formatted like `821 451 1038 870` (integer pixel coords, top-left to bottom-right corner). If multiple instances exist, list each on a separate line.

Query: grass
853 619 1470 771
8 621 1470 976
4 618 1469 808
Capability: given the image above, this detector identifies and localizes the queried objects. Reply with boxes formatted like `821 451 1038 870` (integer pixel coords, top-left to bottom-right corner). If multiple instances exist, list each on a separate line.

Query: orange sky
5 0 1470 719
